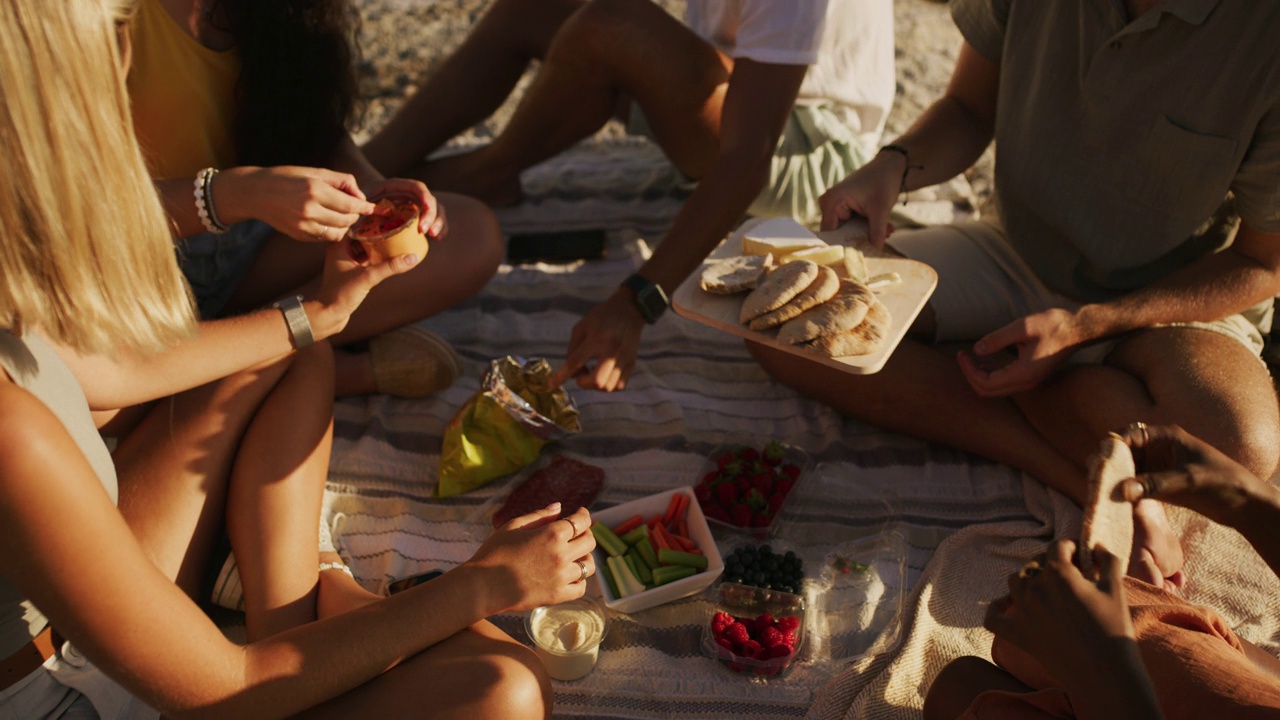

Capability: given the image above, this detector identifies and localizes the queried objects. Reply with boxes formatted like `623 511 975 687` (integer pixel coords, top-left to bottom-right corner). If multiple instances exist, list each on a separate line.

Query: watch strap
622 273 669 323
273 295 315 349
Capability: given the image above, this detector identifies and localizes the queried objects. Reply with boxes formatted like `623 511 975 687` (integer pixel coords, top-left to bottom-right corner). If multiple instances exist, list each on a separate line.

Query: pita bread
776 280 875 345
802 300 890 357
739 260 819 323
700 253 773 294
747 266 840 330
1079 435 1135 578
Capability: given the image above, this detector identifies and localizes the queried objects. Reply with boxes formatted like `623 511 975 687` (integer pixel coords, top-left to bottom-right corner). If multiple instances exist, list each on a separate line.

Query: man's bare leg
411 0 731 204
362 0 585 178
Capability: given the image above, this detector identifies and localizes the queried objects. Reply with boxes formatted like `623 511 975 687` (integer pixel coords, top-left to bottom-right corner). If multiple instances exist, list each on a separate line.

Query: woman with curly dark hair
129 0 504 399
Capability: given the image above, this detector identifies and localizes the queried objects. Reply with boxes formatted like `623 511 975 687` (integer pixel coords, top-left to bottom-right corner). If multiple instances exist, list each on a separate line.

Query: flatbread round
1079 435 1135 578
747 266 840 331
739 260 819 323
700 253 773 294
802 300 890 357
776 280 875 345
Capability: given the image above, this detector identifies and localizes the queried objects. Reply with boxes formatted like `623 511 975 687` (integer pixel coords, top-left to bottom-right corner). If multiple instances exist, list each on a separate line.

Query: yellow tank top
127 0 240 179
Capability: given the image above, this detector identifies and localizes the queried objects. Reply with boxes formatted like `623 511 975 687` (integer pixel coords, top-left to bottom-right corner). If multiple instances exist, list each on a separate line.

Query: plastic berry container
693 442 811 541
701 581 806 679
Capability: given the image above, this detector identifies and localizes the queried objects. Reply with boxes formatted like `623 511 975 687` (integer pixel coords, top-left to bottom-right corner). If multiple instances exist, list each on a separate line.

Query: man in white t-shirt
365 0 895 392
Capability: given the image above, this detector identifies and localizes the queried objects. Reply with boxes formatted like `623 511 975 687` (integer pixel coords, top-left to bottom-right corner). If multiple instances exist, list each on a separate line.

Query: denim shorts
176 220 275 319
628 103 870 226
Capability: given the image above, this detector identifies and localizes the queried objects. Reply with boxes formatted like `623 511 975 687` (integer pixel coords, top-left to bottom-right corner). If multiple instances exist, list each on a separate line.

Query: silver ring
1135 421 1150 447
574 559 588 584
1017 561 1042 580
563 517 579 537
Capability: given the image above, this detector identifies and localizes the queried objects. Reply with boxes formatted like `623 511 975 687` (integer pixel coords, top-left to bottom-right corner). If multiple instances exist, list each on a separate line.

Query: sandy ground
351 0 995 203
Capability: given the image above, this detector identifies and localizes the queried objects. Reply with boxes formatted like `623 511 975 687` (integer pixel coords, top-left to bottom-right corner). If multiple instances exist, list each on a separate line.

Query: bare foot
1128 498 1187 592
416 150 525 207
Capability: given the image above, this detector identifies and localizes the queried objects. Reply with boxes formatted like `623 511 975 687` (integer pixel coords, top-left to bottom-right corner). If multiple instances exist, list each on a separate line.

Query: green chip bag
437 356 581 498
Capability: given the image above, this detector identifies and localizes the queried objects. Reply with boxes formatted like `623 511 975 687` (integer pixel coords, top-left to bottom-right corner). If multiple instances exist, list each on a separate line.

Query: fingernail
402 254 419 266
547 502 562 511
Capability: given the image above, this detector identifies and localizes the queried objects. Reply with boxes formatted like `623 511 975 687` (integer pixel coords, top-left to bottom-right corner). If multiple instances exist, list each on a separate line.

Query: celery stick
635 536 660 570
591 522 628 557
610 555 645 596
600 559 620 598
620 523 650 546
657 548 709 570
606 556 632 597
626 548 653 585
652 565 697 586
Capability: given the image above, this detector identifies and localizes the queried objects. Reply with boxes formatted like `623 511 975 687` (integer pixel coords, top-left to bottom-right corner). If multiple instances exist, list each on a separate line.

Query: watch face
635 284 667 322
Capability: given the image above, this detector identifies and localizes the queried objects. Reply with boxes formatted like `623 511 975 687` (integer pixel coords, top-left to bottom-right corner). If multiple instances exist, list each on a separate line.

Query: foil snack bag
437 356 582 498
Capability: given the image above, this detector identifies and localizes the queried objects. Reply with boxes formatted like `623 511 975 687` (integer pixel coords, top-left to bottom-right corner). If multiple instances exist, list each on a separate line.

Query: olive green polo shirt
952 0 1280 303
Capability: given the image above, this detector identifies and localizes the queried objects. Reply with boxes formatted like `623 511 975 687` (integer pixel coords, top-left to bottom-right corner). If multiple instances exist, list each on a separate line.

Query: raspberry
715 636 735 652
776 616 800 633
754 613 776 630
739 640 764 659
711 612 734 634
759 627 785 649
778 629 797 650
723 622 750 646
769 644 792 659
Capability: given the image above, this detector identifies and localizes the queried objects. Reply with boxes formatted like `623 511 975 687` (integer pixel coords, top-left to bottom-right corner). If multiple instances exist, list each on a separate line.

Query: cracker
802 300 890 357
739 260 819 323
776 280 874 345
700 253 773 295
747 266 840 330
1079 435 1135 578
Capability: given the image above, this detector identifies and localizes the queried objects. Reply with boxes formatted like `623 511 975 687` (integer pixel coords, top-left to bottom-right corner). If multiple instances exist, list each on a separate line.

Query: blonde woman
0 2 594 718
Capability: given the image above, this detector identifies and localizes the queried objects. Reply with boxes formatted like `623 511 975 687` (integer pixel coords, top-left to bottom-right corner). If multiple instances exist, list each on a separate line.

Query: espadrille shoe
368 326 461 398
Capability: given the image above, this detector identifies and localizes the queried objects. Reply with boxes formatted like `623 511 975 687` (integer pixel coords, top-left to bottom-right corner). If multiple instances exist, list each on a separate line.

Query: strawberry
751 472 774 495
705 504 731 523
701 470 718 486
723 621 750 646
734 477 751 495
775 476 796 498
715 451 737 470
744 488 767 511
781 463 801 480
694 484 713 504
740 447 760 463
730 503 752 527
750 512 771 528
763 440 786 466
716 482 738 506
768 493 787 514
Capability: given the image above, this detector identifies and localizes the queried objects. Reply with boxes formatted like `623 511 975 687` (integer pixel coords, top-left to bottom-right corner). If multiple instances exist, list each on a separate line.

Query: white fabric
684 0 896 153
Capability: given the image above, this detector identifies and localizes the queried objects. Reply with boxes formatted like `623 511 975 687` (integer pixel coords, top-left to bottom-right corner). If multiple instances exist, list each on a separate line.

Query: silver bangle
194 167 228 234
273 295 314 349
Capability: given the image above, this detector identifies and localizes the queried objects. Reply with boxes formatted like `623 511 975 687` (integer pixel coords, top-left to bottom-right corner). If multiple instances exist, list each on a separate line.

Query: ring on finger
1133 420 1150 447
574 559 588 584
1018 560 1042 580
563 517 579 538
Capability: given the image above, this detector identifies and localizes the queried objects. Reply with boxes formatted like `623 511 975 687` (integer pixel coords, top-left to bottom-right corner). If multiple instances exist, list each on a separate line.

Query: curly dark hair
217 0 362 168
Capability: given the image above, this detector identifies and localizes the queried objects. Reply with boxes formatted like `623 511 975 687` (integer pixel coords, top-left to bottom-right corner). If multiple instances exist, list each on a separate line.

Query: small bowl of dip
524 596 609 681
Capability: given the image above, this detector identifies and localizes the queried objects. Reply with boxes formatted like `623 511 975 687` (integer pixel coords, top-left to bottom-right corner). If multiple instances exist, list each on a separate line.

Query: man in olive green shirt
755 0 1280 589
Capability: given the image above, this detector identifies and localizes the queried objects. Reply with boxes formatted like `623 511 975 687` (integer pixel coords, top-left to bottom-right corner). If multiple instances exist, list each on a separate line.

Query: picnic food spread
347 196 428 264
697 218 891 359
709 609 802 676
491 454 605 527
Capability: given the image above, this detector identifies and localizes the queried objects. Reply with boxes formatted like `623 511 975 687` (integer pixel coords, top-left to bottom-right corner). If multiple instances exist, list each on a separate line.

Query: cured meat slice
491 455 605 528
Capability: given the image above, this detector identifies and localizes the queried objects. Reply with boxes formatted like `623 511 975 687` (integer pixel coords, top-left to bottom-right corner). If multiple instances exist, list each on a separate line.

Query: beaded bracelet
194 167 228 234
879 144 924 205
318 561 354 578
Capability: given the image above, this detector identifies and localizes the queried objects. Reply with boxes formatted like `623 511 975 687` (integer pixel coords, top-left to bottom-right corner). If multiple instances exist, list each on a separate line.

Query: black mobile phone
507 229 607 264
388 569 444 595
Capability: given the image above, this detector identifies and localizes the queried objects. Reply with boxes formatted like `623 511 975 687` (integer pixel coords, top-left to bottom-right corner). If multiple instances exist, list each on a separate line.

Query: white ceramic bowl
590 486 724 614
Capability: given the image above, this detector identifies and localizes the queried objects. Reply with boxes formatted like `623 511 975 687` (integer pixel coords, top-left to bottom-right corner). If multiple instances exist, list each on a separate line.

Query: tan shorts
887 220 1271 363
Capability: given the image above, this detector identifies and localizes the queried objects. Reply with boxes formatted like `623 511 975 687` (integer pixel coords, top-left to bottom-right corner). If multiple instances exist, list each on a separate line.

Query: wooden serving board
671 221 936 375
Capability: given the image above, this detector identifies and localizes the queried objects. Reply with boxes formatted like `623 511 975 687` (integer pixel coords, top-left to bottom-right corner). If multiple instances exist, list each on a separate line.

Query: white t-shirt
684 0 896 152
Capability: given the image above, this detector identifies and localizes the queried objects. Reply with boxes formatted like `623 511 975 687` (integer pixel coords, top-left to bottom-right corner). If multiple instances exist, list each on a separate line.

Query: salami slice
491 455 605 528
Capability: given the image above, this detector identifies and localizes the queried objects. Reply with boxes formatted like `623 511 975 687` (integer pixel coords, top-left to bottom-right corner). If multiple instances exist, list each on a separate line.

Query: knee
468 645 552 720
552 0 638 61
440 192 504 278
923 656 998 720
1234 415 1280 482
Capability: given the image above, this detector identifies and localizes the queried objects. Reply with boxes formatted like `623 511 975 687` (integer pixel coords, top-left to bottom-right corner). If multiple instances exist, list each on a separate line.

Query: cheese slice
841 246 869 282
741 217 825 257
779 244 844 267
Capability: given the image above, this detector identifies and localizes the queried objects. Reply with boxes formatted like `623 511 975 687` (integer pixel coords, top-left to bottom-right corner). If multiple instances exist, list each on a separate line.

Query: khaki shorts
887 220 1271 364
628 103 869 226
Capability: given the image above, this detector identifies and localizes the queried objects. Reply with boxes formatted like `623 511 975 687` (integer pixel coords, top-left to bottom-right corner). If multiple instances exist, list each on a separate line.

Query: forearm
56 300 342 409
887 93 995 192
156 168 270 238
1072 245 1280 342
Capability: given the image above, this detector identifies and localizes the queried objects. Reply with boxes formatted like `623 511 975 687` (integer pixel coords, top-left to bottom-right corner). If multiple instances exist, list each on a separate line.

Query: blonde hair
0 0 195 356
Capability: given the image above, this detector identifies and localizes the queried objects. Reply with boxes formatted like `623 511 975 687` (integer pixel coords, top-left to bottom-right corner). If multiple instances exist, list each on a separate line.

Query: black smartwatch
621 273 669 324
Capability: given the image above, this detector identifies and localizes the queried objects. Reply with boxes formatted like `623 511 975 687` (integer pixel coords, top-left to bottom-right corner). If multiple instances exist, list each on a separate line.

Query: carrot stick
662 492 683 527
669 533 698 553
613 514 645 536
676 518 689 539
